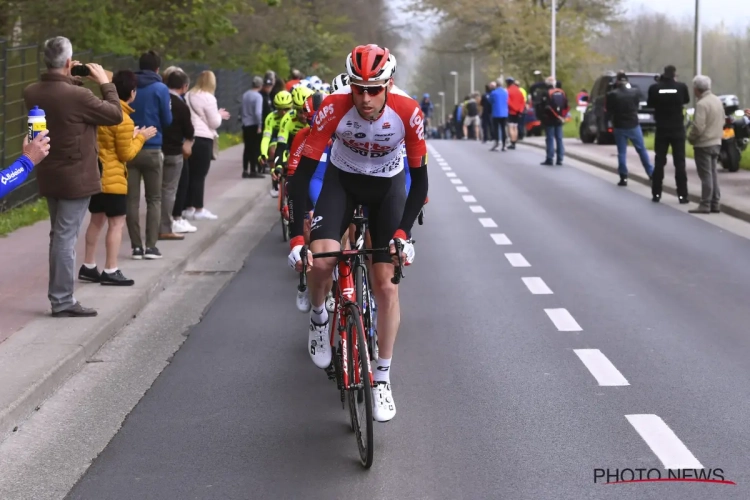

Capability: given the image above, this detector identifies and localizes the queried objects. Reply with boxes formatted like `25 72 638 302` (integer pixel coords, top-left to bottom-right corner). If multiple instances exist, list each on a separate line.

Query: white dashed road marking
469 205 486 213
479 218 497 228
446 172 457 178
456 186 469 193
574 349 629 386
626 414 704 470
442 166 451 171
544 308 581 331
490 233 512 245
451 179 463 184
462 195 477 203
522 277 553 294
505 253 530 267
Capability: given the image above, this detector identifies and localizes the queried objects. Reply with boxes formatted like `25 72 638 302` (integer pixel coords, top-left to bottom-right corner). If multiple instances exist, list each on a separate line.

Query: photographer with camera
23 36 122 318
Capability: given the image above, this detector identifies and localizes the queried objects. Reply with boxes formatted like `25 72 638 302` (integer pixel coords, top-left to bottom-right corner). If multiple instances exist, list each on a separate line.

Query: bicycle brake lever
391 240 404 285
298 246 308 292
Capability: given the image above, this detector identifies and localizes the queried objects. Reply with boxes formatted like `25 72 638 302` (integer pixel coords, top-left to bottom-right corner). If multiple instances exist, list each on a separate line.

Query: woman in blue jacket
0 130 50 200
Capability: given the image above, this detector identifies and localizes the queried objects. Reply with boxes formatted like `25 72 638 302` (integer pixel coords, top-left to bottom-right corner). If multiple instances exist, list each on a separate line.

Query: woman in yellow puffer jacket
79 70 157 286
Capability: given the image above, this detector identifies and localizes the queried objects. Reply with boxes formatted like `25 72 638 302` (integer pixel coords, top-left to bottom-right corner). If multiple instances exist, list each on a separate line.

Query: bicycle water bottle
28 106 46 142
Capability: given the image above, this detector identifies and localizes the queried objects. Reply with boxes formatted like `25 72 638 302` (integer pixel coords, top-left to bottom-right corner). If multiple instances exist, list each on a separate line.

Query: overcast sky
625 0 750 31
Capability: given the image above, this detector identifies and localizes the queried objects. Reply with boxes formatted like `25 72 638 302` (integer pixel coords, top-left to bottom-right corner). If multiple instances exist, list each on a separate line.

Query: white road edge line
626 414 704 470
490 233 511 245
456 186 469 193
479 218 497 228
450 179 463 184
544 308 581 331
521 277 553 294
573 349 629 386
462 195 477 202
504 253 530 267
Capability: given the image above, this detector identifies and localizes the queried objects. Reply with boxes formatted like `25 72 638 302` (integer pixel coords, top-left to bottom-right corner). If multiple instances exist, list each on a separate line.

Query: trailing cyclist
259 90 293 196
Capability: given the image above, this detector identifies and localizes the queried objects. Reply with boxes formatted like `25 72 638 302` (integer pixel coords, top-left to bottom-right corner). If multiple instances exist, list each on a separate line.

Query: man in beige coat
23 36 122 317
687 75 724 214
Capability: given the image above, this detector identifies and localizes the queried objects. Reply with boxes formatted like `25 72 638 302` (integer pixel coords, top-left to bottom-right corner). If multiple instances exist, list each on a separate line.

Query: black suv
579 71 659 144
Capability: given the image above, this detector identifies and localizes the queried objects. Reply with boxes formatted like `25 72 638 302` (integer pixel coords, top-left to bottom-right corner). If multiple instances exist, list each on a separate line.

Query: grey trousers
46 196 90 313
694 145 721 210
126 149 164 249
161 154 184 234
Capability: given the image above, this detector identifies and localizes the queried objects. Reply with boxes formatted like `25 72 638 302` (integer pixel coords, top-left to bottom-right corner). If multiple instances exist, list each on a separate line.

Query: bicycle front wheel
345 303 374 468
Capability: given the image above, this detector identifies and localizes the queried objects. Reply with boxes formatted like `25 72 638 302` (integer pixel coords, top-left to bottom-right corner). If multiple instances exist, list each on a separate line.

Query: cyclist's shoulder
387 88 421 120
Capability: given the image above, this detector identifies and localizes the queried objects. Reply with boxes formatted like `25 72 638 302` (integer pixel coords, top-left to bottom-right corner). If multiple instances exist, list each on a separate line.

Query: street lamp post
694 0 702 77
450 71 458 107
438 91 445 125
551 0 556 79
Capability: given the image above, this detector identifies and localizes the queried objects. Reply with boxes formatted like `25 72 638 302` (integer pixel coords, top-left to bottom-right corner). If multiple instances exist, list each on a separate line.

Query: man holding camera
23 36 122 317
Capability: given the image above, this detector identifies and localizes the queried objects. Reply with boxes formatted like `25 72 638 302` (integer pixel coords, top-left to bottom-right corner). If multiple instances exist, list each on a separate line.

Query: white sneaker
182 208 196 220
372 382 396 422
308 318 331 369
270 188 279 198
173 219 197 233
325 291 335 313
194 209 218 220
296 289 311 312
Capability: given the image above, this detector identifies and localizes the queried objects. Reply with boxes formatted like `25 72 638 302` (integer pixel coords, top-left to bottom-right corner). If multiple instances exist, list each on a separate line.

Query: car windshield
627 76 655 101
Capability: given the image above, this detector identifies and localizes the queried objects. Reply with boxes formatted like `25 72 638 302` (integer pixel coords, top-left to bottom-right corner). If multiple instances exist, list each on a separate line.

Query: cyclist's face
351 79 392 120
278 108 289 117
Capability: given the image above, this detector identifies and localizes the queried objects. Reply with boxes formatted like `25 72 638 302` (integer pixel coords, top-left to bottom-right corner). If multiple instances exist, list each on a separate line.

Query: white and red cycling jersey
301 85 427 176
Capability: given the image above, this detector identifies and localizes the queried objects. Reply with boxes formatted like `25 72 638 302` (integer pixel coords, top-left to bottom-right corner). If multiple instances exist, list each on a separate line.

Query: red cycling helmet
345 44 397 83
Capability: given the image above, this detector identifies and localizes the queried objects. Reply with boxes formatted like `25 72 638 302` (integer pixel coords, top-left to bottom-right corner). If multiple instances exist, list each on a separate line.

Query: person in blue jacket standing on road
489 80 509 152
0 130 50 200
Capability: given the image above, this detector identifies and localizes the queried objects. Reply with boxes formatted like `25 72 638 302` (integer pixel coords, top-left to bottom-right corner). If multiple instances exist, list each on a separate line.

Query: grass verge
218 132 243 150
0 198 49 237
562 118 750 169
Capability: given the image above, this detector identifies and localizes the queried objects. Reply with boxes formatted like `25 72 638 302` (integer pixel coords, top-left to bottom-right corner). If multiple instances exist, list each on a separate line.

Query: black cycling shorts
508 114 521 124
310 164 406 264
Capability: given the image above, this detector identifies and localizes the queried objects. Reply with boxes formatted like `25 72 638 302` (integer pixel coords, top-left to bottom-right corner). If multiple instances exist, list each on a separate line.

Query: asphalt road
66 140 750 500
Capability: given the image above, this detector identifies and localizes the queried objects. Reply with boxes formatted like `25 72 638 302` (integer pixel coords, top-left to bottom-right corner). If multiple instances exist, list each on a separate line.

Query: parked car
579 71 659 144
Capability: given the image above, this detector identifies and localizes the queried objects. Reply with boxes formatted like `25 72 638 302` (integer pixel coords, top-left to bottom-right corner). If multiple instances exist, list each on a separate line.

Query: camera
71 64 91 77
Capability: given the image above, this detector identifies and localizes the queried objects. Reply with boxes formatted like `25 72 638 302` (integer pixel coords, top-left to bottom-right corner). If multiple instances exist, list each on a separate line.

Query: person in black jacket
606 72 654 186
647 65 691 203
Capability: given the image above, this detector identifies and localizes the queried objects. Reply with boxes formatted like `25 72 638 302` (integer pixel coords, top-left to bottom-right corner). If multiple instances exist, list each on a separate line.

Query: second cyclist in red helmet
286 44 428 423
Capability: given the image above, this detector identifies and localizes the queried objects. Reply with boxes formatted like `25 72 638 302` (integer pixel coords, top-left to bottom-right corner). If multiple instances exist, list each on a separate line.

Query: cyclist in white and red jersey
286 44 428 422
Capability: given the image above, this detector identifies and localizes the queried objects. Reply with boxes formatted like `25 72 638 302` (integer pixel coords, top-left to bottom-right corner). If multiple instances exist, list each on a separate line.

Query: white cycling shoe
325 290 335 313
372 382 396 422
308 319 332 369
296 289 311 313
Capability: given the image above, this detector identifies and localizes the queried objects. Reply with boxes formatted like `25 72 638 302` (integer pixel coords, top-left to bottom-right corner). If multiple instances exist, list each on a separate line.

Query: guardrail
0 40 250 212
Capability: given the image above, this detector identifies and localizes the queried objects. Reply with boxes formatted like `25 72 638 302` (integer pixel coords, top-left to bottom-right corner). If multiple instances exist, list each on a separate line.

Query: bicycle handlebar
297 241 405 292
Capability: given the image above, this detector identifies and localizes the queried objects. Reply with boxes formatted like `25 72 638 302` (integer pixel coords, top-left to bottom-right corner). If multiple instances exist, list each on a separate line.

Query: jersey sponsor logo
1 166 24 185
659 89 678 94
345 120 361 129
354 132 366 138
409 106 425 140
315 104 335 131
374 133 394 141
341 131 354 139
382 122 391 129
311 215 323 231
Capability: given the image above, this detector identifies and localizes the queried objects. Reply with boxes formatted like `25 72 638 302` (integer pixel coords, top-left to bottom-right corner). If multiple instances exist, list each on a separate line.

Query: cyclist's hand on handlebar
389 237 415 266
288 245 313 272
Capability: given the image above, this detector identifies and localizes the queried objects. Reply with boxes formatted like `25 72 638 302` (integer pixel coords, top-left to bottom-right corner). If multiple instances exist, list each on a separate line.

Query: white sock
373 357 391 383
84 263 97 269
104 267 118 274
311 303 328 325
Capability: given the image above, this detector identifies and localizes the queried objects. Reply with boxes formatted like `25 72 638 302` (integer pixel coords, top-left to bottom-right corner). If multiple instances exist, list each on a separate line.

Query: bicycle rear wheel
345 303 374 468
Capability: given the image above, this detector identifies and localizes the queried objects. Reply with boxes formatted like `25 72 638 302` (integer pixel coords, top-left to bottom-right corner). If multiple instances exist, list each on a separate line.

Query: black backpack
546 88 566 119
466 100 478 117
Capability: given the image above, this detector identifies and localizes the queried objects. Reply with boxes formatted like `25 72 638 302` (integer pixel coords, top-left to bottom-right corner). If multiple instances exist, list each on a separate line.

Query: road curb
519 141 750 225
0 148 269 439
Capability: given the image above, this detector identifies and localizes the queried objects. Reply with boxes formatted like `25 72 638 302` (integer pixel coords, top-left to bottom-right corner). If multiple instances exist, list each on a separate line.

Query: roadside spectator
481 82 495 143
285 69 303 91
506 77 525 150
489 79 509 151
0 131 50 199
647 65 691 203
128 50 173 260
184 70 230 221
421 94 434 131
605 72 653 186
260 76 274 124
80 70 156 286
540 77 569 166
23 36 122 317
241 76 264 178
463 92 481 140
162 69 196 236
161 66 196 235
687 75 724 214
452 102 464 140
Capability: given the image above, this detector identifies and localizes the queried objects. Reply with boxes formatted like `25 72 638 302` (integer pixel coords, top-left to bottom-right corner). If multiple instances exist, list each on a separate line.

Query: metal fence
0 41 252 212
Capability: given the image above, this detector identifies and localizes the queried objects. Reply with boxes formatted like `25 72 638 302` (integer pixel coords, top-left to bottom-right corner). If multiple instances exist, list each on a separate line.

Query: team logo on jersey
354 132 366 138
341 131 354 138
345 120 361 129
382 122 391 129
409 106 424 140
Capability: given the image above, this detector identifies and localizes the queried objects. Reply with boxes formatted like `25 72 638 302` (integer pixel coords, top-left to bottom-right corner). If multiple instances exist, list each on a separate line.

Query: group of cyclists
264 44 429 423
